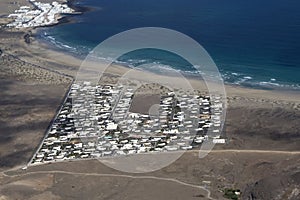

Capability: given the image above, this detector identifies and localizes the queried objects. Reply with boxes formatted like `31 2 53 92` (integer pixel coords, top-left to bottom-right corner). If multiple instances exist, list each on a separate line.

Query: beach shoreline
19 31 300 103
1 2 300 199
1 20 300 106
2 22 300 143
1 0 299 93
0 0 299 132
1 0 300 174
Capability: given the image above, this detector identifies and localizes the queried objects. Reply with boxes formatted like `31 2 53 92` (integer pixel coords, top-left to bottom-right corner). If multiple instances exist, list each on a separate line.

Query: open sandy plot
1 151 300 200
0 9 299 199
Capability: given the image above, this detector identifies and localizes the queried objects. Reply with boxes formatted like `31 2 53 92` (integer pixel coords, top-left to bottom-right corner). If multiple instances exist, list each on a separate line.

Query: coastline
4 0 298 92
1 0 300 173
24 18 300 100
0 0 299 133
1 0 300 91
4 25 300 145
1 2 300 199
2 20 300 104
22 34 300 104
37 27 300 91
1 3 298 125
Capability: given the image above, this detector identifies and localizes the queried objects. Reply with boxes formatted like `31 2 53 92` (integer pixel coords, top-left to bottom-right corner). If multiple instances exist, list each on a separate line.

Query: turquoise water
40 0 300 90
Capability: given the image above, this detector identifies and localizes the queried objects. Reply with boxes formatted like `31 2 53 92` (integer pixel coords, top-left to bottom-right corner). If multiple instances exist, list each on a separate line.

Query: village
31 81 225 165
6 0 75 28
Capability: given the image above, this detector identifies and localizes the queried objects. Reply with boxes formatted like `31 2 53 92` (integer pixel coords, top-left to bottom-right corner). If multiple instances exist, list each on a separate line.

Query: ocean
39 0 300 90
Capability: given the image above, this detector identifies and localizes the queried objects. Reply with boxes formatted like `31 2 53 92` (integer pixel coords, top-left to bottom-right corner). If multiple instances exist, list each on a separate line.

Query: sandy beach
0 1 300 199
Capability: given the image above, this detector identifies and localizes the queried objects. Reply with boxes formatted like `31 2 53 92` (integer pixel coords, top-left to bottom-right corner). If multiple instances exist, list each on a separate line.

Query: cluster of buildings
7 0 75 28
31 81 225 165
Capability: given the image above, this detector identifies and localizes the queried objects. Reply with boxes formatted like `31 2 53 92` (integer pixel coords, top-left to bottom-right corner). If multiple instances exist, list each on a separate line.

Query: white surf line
2 170 215 200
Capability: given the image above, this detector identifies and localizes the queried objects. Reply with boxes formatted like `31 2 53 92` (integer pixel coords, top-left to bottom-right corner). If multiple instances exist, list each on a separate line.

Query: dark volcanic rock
24 33 31 44
242 172 300 200
225 106 300 150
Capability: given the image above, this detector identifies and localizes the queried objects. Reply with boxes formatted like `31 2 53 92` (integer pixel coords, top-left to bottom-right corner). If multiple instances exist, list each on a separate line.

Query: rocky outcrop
243 171 300 200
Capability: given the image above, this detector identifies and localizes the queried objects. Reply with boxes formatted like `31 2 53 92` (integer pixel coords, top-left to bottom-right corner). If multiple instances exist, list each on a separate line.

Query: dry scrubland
1 151 300 200
0 1 300 199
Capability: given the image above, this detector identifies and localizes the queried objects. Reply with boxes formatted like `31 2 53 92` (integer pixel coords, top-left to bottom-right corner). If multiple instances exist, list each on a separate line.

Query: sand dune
0 4 299 199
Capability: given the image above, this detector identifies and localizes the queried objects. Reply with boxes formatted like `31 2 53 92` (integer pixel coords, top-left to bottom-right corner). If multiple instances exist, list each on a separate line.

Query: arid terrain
0 1 300 199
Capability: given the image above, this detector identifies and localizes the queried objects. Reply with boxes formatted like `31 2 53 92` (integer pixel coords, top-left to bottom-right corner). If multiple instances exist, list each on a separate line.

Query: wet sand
0 1 299 199
0 21 299 163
